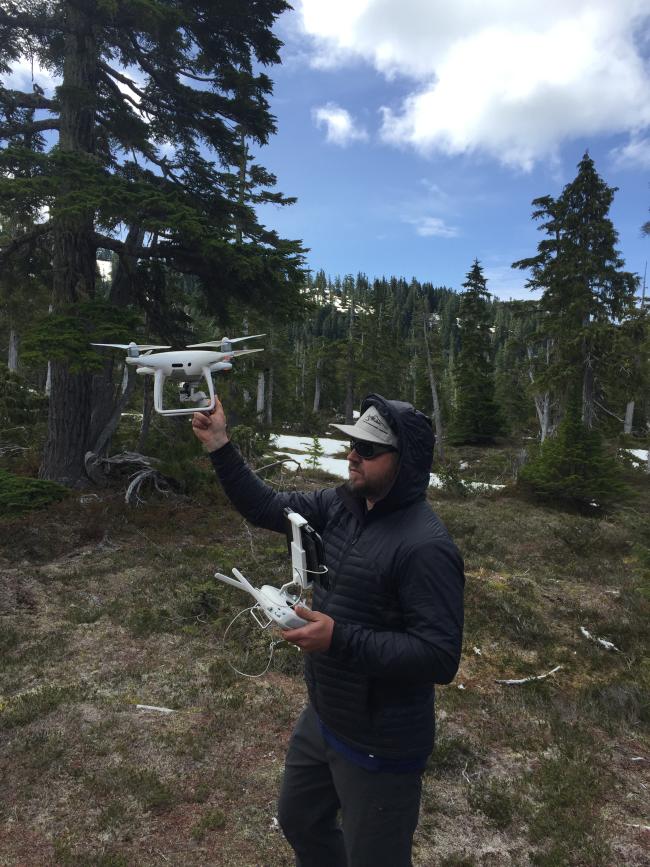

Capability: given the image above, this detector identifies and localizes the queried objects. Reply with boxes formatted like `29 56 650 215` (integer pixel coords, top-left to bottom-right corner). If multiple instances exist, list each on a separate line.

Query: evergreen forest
0 3 649 866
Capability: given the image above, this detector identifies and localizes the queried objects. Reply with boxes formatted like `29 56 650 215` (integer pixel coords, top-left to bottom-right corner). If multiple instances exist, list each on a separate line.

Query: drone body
92 335 264 416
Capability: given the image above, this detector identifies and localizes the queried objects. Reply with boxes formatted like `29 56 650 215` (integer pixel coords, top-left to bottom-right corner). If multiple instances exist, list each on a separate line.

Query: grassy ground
0 454 648 866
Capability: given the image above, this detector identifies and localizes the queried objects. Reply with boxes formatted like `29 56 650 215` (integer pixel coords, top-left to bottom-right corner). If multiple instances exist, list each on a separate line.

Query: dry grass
0 458 648 866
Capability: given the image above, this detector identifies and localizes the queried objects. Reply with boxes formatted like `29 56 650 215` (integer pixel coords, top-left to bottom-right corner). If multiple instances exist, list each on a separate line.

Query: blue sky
255 0 650 300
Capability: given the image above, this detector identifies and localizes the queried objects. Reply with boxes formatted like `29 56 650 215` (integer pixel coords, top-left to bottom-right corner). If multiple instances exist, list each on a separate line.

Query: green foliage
0 469 68 516
191 808 226 840
468 777 518 829
22 301 141 373
87 766 175 812
518 396 627 509
0 368 47 428
513 153 638 423
448 260 504 445
436 461 469 497
229 424 271 464
0 684 79 729
528 734 611 867
305 435 325 470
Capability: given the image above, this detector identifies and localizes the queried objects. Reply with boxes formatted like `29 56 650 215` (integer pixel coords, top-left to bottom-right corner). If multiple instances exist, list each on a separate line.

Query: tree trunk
624 400 634 435
91 365 137 456
527 343 553 441
422 313 444 460
41 362 94 485
256 371 265 420
582 352 596 428
344 294 356 424
8 328 19 372
265 368 273 426
89 226 147 449
313 357 322 413
40 1 99 484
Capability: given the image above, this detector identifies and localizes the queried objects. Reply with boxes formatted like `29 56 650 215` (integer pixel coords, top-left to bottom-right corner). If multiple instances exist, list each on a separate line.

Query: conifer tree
0 0 304 484
305 435 324 470
518 390 627 508
448 260 503 445
513 153 638 428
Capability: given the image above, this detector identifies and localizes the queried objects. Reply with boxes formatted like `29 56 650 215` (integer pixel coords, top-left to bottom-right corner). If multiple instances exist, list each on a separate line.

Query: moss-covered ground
0 454 648 866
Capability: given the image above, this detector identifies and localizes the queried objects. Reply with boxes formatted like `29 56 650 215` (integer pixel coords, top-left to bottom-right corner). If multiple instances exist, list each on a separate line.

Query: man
192 393 464 867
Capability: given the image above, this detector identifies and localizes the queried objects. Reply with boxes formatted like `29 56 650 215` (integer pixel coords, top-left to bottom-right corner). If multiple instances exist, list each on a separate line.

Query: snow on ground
272 434 348 457
626 449 649 468
270 434 505 490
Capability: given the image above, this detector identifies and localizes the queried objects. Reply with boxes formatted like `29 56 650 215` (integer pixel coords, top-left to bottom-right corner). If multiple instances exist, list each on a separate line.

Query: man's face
346 442 400 505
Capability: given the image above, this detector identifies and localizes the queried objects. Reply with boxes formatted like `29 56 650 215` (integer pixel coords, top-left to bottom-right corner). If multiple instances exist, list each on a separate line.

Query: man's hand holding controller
191 398 229 452
281 606 334 653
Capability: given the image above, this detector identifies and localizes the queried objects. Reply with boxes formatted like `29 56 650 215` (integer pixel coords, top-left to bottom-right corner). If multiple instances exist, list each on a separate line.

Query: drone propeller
186 333 265 350
92 341 171 357
225 348 264 357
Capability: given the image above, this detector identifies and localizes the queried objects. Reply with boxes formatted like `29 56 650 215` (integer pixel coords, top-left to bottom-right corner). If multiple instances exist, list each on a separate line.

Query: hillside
0 453 648 867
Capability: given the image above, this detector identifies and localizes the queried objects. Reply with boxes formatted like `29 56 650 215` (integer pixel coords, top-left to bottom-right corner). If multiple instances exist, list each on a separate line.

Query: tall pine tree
448 260 503 445
0 0 304 484
513 152 638 429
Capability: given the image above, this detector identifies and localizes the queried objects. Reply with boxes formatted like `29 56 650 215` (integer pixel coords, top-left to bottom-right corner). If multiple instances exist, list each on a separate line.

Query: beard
345 462 398 502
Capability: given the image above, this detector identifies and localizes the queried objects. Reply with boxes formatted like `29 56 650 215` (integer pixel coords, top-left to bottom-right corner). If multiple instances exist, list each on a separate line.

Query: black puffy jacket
210 395 464 759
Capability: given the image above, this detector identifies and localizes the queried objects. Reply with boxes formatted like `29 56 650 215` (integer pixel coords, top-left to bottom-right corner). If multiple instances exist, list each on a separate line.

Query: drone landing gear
152 367 217 416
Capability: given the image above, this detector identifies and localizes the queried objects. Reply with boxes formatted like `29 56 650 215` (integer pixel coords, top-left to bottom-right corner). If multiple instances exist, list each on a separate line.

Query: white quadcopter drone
215 510 327 630
92 334 264 416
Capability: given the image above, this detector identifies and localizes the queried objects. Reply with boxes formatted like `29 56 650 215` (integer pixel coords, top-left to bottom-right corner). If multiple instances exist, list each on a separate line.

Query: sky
254 0 650 300
6 1 650 303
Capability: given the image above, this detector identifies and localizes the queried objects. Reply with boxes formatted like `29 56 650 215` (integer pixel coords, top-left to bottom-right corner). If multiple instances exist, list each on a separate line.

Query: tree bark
91 365 137 456
256 371 265 420
8 328 19 372
527 343 553 441
344 292 356 424
422 313 444 460
313 356 322 413
41 1 99 484
582 351 596 428
624 400 634 435
265 367 273 426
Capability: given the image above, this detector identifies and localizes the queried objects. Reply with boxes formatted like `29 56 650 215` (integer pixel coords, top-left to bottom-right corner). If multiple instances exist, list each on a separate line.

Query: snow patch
270 434 505 489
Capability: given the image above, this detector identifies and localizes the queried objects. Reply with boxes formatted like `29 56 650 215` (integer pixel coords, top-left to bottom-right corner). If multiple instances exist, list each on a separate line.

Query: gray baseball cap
329 405 399 448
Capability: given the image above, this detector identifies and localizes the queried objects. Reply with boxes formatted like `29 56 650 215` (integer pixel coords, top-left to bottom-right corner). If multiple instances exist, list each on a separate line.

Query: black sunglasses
350 440 398 460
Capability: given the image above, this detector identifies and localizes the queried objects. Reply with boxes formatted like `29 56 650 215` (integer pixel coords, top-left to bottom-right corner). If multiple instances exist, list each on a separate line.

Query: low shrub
0 469 68 516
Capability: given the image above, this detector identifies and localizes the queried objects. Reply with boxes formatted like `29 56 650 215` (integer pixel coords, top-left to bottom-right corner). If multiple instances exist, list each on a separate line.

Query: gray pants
278 704 423 867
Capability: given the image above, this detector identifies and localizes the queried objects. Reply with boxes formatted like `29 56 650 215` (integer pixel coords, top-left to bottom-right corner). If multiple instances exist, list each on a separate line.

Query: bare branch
0 222 53 260
495 665 563 685
97 68 143 114
0 88 57 112
594 400 624 423
98 61 147 100
0 118 59 137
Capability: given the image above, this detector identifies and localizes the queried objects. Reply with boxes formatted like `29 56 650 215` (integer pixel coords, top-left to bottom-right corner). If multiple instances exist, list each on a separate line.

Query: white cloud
297 0 650 169
4 56 60 95
610 134 650 169
312 102 368 146
405 216 459 238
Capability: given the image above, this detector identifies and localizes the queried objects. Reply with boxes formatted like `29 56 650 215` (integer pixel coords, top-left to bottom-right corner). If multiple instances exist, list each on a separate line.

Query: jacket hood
340 393 434 515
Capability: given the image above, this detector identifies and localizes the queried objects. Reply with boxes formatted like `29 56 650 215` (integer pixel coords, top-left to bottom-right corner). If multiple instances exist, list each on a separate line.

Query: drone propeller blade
186 333 265 349
226 348 264 357
91 343 171 351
